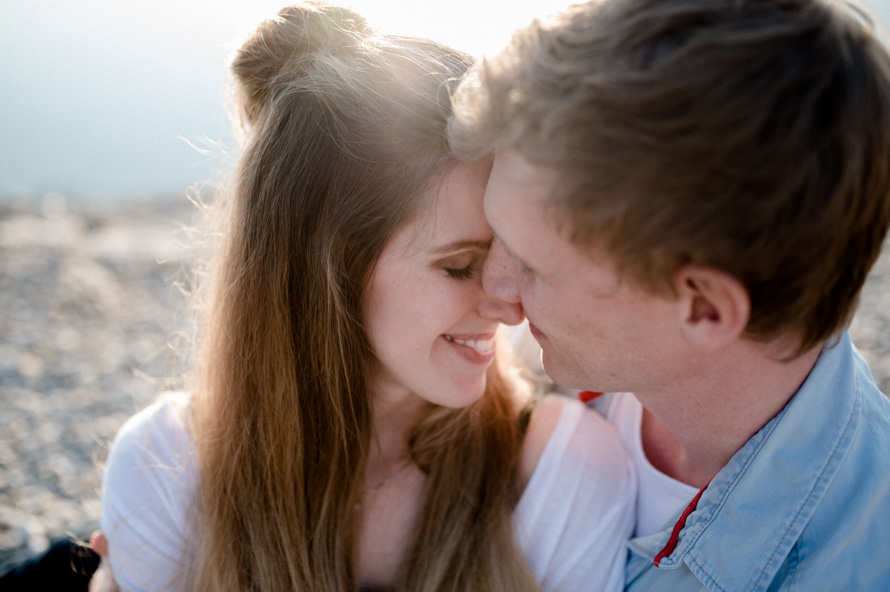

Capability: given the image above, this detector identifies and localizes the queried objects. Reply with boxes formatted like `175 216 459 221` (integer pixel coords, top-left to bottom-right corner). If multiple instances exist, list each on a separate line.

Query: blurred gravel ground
1 197 889 567
0 198 194 568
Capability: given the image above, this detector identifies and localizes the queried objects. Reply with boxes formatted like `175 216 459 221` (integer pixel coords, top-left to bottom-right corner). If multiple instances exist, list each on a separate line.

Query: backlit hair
449 0 890 353
188 3 538 590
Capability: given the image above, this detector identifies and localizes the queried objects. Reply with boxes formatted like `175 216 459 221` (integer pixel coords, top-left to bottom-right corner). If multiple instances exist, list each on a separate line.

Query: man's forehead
482 151 567 273
484 149 557 224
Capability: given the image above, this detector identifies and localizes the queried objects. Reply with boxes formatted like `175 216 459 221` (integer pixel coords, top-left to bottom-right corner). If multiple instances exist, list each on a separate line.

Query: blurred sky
1 0 889 204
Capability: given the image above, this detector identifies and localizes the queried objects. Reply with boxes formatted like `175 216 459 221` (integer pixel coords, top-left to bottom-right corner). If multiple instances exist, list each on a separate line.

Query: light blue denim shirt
625 332 890 591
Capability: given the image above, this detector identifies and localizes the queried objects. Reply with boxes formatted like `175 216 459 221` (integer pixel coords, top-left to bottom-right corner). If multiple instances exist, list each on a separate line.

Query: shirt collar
629 332 863 591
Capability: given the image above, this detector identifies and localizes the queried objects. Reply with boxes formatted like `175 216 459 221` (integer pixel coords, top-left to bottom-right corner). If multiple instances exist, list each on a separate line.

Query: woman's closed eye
445 263 477 280
438 250 483 281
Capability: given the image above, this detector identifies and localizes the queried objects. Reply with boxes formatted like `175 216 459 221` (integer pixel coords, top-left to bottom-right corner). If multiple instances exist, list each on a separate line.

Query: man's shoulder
626 336 890 591
787 398 890 588
809 369 890 526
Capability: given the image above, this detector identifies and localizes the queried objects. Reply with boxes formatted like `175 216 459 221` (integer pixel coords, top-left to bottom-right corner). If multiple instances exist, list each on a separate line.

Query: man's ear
674 266 750 351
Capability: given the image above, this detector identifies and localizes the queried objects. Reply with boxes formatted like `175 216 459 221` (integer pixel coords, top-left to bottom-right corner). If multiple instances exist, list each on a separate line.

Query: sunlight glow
223 0 576 57
3 0 887 199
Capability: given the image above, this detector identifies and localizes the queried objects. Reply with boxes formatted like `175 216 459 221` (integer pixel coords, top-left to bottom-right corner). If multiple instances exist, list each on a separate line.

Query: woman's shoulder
101 392 198 591
107 392 194 464
519 393 634 492
102 391 197 515
515 394 636 592
518 394 566 488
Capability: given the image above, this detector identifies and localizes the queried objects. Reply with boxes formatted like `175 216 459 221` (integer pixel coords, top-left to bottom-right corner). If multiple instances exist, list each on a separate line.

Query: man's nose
476 239 525 325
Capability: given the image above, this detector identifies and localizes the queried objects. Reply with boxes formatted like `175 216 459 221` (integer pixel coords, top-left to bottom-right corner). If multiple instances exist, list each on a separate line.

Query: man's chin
539 351 583 390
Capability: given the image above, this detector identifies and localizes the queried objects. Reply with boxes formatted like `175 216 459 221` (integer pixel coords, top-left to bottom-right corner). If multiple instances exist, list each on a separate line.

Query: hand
88 531 121 592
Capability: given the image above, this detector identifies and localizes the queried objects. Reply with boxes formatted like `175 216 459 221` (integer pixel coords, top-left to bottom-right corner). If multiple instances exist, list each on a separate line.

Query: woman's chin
431 377 487 409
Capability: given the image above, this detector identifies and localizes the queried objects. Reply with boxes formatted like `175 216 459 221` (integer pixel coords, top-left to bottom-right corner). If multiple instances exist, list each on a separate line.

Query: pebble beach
2 196 889 567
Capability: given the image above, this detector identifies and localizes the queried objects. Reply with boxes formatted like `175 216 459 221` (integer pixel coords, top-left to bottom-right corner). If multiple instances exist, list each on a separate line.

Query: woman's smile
443 333 496 363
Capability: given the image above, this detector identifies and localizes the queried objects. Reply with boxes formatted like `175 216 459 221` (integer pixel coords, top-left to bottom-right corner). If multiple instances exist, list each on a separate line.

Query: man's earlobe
675 266 750 350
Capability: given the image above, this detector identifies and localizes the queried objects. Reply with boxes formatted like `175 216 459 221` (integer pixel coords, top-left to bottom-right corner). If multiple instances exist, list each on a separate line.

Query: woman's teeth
444 335 495 354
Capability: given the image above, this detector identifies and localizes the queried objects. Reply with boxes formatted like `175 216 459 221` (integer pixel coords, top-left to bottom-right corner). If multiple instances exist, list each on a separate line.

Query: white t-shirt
600 392 699 537
101 393 635 592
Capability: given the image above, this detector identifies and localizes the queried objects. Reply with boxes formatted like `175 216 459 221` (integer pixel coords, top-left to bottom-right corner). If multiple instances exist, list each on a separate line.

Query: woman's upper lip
443 331 497 340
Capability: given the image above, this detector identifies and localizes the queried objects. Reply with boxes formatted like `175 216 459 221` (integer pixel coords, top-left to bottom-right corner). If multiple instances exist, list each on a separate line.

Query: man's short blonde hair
449 0 890 353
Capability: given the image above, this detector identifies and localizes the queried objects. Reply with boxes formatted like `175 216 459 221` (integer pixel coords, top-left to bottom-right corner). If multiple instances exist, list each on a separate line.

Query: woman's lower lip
443 336 495 364
528 322 545 340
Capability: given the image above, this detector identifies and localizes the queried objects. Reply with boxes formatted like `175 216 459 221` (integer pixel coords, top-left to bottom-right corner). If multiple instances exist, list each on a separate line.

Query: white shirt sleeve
100 393 197 592
515 397 637 592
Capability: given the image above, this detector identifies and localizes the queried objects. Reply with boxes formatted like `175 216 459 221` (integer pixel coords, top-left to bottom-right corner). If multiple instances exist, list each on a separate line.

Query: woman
98 3 634 591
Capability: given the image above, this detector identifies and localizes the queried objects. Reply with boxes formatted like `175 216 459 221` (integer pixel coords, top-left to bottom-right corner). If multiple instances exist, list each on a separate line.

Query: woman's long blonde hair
188 3 539 590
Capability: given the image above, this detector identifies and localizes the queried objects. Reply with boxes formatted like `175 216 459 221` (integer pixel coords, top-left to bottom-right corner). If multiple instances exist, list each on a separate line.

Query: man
449 0 890 589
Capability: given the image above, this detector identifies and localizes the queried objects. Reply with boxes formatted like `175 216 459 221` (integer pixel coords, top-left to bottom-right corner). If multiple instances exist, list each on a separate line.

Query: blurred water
1 0 889 204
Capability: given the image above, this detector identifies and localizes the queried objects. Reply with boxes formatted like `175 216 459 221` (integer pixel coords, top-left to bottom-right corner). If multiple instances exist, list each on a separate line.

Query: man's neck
637 343 822 488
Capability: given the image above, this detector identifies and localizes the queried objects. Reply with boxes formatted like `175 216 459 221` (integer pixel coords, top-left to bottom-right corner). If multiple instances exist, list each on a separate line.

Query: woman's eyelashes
439 251 482 281
445 263 477 280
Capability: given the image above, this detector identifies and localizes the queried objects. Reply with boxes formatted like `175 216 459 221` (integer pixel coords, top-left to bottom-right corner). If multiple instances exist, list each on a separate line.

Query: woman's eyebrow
431 239 492 255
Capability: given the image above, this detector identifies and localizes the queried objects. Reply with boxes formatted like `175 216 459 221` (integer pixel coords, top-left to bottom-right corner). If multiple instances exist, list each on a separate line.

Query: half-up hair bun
231 1 372 126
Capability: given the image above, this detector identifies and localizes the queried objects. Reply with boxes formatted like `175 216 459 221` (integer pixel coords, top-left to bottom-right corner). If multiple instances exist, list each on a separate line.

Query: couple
94 0 890 590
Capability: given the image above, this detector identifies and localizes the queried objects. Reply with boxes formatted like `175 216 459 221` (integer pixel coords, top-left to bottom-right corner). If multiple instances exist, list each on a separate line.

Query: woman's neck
355 389 428 589
367 383 429 466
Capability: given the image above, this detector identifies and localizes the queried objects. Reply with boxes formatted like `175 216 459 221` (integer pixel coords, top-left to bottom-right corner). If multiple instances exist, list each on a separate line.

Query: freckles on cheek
391 276 435 325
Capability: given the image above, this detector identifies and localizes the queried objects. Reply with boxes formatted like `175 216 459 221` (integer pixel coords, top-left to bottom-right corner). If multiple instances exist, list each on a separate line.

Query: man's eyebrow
431 239 492 255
